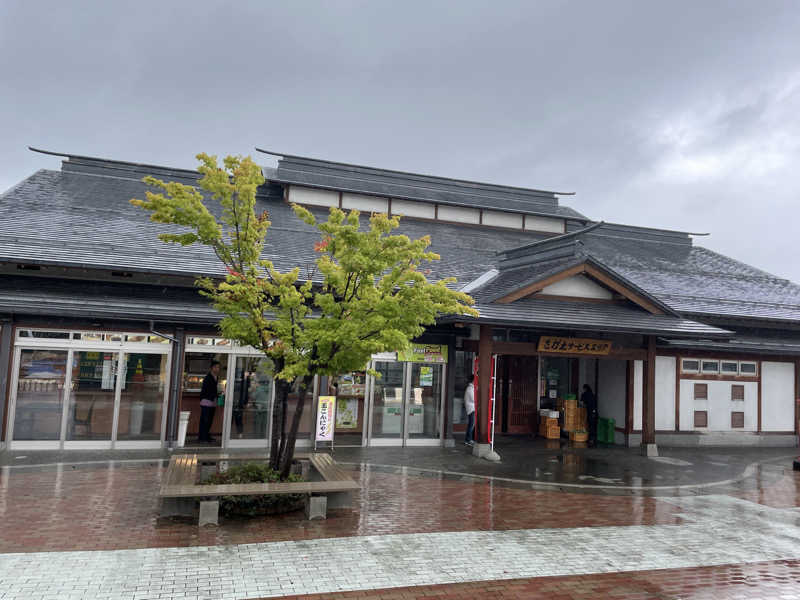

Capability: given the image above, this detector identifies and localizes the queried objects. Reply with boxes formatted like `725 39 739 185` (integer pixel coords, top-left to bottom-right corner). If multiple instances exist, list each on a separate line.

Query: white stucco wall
655 356 676 431
598 359 626 427
341 193 388 212
289 186 338 207
633 360 642 430
391 199 436 219
761 361 795 432
680 379 758 431
539 275 613 300
579 357 597 393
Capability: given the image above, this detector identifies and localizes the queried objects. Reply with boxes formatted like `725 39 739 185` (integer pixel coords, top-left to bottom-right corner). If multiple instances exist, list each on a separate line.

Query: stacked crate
563 398 580 432
538 409 560 439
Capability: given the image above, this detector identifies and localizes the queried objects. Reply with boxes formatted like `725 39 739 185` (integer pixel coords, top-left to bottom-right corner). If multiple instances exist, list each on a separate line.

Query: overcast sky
2 1 799 282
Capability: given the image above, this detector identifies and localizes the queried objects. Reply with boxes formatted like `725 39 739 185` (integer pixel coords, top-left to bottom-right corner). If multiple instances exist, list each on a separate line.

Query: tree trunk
278 375 313 480
269 378 289 471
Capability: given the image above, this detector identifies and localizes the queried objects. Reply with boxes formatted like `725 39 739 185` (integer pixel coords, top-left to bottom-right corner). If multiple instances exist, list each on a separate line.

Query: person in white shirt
464 380 475 446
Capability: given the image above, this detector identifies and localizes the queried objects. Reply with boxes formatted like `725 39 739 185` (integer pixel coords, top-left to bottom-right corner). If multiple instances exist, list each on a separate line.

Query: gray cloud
2 0 799 280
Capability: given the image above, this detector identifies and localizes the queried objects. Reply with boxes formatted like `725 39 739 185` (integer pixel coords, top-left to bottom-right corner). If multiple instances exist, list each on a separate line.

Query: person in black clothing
581 384 598 445
198 360 221 443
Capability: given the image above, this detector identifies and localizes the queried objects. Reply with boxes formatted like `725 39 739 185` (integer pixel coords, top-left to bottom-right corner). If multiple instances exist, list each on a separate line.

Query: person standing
581 384 598 445
464 380 475 446
198 360 221 443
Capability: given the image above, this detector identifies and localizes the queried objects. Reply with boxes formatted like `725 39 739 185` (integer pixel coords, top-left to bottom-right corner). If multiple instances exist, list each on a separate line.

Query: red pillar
642 335 656 446
477 324 492 444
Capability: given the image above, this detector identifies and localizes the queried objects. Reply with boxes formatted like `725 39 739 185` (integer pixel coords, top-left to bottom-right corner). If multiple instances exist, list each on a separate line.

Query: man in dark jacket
581 384 598 445
198 360 221 443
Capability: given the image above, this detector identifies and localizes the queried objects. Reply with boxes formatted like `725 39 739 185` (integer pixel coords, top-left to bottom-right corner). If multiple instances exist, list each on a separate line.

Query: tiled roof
443 297 730 337
2 153 799 329
661 335 800 356
259 150 589 221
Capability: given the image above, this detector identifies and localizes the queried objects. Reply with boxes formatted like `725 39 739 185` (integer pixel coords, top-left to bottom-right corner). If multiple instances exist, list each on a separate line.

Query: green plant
201 462 305 517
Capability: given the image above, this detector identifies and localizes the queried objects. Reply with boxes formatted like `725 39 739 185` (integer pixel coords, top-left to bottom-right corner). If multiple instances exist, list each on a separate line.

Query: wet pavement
0 440 798 598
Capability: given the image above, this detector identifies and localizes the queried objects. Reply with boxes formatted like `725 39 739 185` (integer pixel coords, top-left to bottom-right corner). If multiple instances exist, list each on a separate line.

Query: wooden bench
159 452 359 524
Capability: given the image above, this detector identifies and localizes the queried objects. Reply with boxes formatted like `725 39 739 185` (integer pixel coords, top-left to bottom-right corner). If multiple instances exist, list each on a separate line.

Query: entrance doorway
366 359 445 446
181 337 275 449
7 329 171 450
497 355 539 435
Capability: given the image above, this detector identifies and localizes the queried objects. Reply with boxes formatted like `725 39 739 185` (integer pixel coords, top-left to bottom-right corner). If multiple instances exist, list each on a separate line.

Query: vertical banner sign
315 395 336 442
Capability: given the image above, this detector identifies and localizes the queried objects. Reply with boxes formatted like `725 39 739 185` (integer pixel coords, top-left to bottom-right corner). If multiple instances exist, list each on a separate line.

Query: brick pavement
0 455 798 599
0 462 686 552
278 559 800 599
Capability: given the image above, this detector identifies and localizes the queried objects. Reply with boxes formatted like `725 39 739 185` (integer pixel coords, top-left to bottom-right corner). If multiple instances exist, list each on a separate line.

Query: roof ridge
30 147 201 178
257 148 573 196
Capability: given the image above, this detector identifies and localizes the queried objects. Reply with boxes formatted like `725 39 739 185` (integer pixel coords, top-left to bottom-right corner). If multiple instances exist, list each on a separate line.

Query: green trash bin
597 417 615 444
605 417 615 444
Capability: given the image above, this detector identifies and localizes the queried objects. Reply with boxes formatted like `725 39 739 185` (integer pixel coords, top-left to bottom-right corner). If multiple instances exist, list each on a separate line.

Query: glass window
230 356 273 440
13 349 69 440
701 360 719 374
739 362 758 376
66 351 117 440
117 353 168 440
17 329 70 339
721 361 738 375
681 359 700 374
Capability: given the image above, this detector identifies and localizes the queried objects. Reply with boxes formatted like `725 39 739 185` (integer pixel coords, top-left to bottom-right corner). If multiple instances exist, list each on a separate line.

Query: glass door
12 349 69 443
226 355 273 446
406 362 444 443
117 352 169 442
65 350 119 444
368 361 406 443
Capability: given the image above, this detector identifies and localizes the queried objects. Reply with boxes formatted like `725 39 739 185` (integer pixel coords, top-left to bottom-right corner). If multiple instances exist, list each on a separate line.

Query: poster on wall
419 366 433 386
315 396 336 441
336 398 359 429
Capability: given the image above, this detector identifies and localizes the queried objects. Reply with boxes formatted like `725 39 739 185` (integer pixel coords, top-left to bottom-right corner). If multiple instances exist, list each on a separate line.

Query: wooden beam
757 360 762 433
642 336 656 445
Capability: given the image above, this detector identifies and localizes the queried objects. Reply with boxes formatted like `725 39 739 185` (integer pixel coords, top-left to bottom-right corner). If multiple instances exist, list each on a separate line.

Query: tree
132 153 478 478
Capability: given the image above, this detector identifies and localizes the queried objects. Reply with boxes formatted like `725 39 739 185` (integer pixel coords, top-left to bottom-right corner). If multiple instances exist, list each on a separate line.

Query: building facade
0 148 798 453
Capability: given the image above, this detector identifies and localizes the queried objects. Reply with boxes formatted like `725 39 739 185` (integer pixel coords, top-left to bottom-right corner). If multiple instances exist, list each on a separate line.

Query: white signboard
315 395 336 442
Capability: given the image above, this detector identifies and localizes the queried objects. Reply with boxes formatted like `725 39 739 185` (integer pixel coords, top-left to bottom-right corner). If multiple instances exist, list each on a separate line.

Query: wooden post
477 325 492 445
642 336 656 447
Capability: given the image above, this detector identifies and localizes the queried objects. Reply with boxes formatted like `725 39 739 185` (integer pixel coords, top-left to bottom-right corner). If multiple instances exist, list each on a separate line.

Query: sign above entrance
537 336 612 355
397 344 448 363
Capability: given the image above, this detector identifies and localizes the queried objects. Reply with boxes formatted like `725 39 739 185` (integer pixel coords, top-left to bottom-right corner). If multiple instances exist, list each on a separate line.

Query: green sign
397 343 448 363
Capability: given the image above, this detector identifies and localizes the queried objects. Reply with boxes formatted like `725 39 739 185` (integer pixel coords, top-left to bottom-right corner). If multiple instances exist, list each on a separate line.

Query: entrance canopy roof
441 296 730 338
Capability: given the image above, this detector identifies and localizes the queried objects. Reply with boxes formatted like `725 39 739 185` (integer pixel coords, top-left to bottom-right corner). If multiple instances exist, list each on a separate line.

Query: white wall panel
391 199 436 219
598 359 626 427
762 361 795 431
482 210 523 229
438 205 481 224
681 379 758 431
341 193 388 213
633 360 643 430
540 275 613 300
288 186 338 208
655 356 676 430
524 215 565 233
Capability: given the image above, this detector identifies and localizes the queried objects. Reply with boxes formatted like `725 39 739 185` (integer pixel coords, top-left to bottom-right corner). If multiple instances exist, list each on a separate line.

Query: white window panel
524 215 565 233
482 210 523 229
342 193 388 213
721 361 738 375
288 186 338 208
391 199 436 219
438 205 480 224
